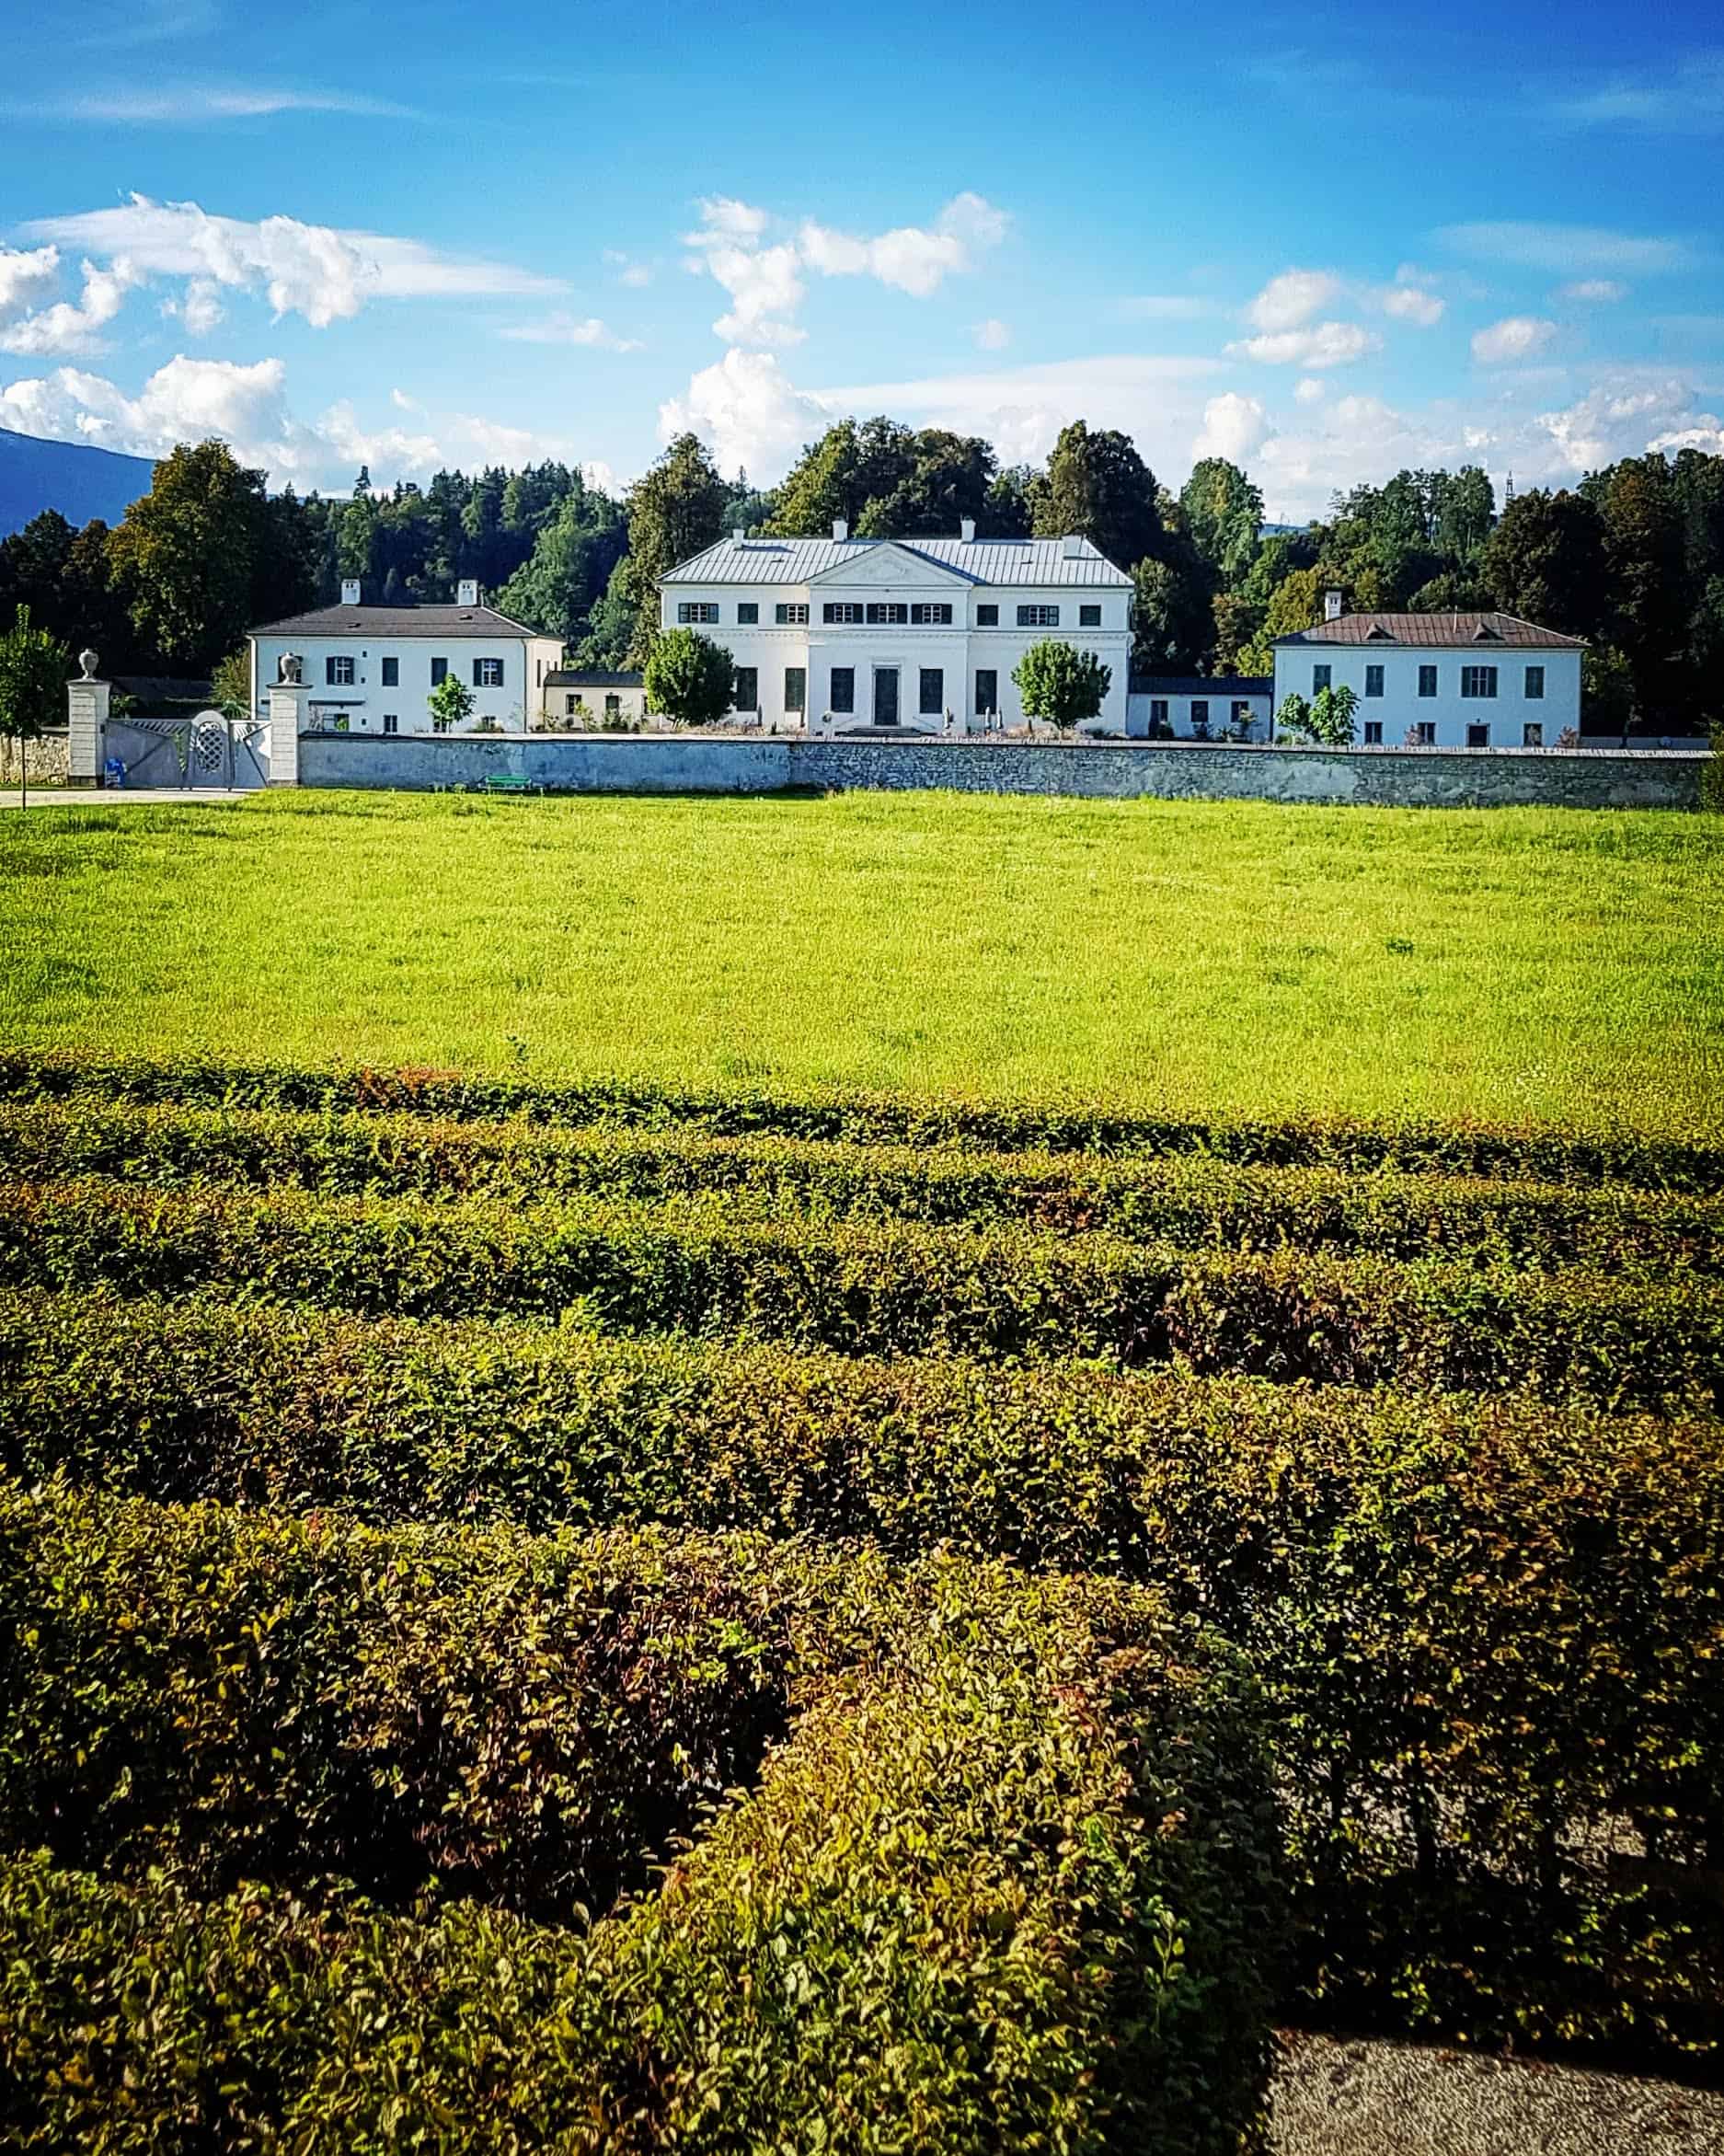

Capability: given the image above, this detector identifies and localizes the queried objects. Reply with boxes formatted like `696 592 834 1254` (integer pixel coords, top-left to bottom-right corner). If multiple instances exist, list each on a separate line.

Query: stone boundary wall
297 730 1707 810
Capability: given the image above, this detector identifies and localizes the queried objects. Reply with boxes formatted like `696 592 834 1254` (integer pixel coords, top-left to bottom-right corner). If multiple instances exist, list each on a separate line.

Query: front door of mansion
873 666 900 726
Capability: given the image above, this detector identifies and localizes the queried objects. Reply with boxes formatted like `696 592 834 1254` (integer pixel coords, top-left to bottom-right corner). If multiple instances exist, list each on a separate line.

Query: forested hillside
5 415 1721 732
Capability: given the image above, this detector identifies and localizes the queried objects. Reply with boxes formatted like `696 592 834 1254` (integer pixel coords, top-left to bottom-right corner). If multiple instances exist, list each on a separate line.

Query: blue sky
1 0 1720 518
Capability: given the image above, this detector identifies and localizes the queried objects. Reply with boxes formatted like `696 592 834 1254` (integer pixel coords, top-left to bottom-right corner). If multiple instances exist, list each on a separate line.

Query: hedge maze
0 1051 1719 2149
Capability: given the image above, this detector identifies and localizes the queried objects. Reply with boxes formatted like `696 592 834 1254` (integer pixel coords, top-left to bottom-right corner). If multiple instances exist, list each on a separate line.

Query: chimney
457 578 479 606
960 517 976 543
1324 587 1343 622
1062 535 1082 559
340 578 362 605
832 518 848 542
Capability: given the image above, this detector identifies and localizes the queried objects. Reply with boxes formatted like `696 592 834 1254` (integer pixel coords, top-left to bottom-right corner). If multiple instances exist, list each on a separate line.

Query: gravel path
1271 2033 1724 2154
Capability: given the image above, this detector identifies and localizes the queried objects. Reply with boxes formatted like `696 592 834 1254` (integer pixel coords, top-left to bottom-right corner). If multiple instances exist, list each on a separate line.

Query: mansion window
1190 699 1211 736
1523 721 1544 747
473 658 504 687
1017 605 1060 628
1363 721 1383 744
1418 665 1438 698
431 657 448 686
677 602 719 624
1233 700 1253 730
974 667 997 715
784 666 806 712
1460 666 1498 699
736 602 759 625
383 713 398 734
919 667 944 714
566 694 582 717
1364 664 1385 698
911 603 952 625
1466 722 1491 747
732 665 758 711
823 603 864 624
1078 605 1101 628
1312 663 1331 693
976 604 999 627
1412 721 1437 745
381 656 398 686
604 694 621 720
866 603 908 625
1149 698 1169 729
325 655 355 686
1524 665 1545 699
776 603 810 625
830 666 856 714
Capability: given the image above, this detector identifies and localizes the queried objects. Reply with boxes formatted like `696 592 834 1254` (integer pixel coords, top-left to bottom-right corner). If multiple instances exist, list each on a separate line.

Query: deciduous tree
1481 489 1608 638
643 628 735 728
1012 640 1111 732
0 605 69 806
106 441 270 672
1029 421 1163 571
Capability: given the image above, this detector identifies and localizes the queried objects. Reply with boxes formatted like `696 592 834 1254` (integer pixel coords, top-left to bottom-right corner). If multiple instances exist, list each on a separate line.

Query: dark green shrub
1 1178 1718 1404
1 1096 1714 1275
2 1046 1716 1189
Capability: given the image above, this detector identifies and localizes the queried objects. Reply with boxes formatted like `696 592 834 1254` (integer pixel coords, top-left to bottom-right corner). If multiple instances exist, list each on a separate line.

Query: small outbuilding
540 669 649 729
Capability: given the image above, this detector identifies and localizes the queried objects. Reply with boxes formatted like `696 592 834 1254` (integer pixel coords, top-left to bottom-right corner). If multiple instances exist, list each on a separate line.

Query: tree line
3 420 1721 731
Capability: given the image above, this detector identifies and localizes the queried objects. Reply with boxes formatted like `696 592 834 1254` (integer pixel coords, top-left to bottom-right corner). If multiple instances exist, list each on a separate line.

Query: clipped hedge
3 1044 1718 1188
3 1290 1719 2059
2 1174 1719 1404
0 1531 1285 2156
2 1095 1716 1275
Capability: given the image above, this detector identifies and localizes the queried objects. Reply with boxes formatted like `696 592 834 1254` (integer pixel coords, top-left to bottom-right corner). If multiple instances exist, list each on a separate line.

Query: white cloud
1472 315 1558 364
1246 269 1343 332
1560 278 1628 303
163 277 225 336
1547 51 1724 133
682 191 1007 347
499 312 643 352
972 317 1010 351
1228 321 1382 367
0 259 139 356
603 250 653 289
1193 391 1268 462
0 246 63 321
1438 220 1693 274
1534 377 1724 470
24 195 562 331
1294 376 1327 404
1380 283 1445 326
1649 419 1724 454
27 86 421 121
0 354 589 491
1118 294 1217 320
659 349 834 478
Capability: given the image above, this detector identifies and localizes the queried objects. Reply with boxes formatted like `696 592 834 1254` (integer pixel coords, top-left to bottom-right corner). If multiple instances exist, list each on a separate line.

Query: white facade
540 672 649 728
660 527 1132 734
1126 679 1273 742
248 594 561 737
1272 608 1583 749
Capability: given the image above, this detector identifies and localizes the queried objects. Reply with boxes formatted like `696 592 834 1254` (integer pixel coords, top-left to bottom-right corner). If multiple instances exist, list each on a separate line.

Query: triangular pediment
809 543 971 590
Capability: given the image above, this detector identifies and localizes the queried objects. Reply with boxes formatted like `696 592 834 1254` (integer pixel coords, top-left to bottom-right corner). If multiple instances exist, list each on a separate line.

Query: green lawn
1 790 1718 1133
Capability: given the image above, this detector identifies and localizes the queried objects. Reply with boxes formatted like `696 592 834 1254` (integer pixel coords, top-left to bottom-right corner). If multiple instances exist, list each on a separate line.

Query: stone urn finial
77 648 99 681
279 651 304 686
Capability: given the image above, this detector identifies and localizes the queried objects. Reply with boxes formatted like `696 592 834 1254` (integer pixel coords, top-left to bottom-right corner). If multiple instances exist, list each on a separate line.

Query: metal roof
661 535 1133 588
1131 675 1272 697
248 602 542 640
1276 611 1584 650
546 669 643 687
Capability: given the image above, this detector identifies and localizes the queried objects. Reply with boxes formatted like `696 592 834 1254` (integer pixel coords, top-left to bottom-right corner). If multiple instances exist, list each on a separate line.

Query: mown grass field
1 788 1718 1132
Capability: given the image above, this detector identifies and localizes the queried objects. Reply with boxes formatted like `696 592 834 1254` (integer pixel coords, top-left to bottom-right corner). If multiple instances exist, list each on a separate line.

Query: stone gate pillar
66 649 109 786
267 662 308 787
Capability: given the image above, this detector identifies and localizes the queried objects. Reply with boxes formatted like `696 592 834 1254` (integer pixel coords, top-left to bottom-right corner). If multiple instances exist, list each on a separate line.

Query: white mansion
659 520 1133 733
1272 594 1584 747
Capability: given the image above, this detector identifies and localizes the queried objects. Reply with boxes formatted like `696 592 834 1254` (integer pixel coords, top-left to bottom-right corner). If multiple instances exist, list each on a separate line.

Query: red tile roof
1276 611 1584 649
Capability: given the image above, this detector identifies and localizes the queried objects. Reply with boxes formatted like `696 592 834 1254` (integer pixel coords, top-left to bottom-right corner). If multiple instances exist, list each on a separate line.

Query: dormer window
1365 624 1396 641
1472 621 1502 641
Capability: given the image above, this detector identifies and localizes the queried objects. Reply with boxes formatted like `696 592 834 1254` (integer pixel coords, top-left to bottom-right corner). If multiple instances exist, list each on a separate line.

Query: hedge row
2 1175 1718 1405
0 1496 1284 2156
4 1045 1717 1188
3 1096 1715 1275
5 1291 1720 2057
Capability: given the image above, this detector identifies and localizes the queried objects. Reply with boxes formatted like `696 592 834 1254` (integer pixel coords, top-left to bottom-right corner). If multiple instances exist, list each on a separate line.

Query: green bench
478 775 539 797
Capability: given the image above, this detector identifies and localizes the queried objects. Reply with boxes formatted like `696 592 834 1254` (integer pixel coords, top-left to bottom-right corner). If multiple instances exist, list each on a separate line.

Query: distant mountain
0 427 155 539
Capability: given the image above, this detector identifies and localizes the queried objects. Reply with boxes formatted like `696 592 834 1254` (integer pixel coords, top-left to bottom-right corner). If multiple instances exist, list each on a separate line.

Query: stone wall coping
297 730 1707 763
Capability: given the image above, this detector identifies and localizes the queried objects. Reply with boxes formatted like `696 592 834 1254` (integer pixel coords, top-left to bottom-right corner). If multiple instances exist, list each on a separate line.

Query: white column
66 676 110 786
267 682 309 787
